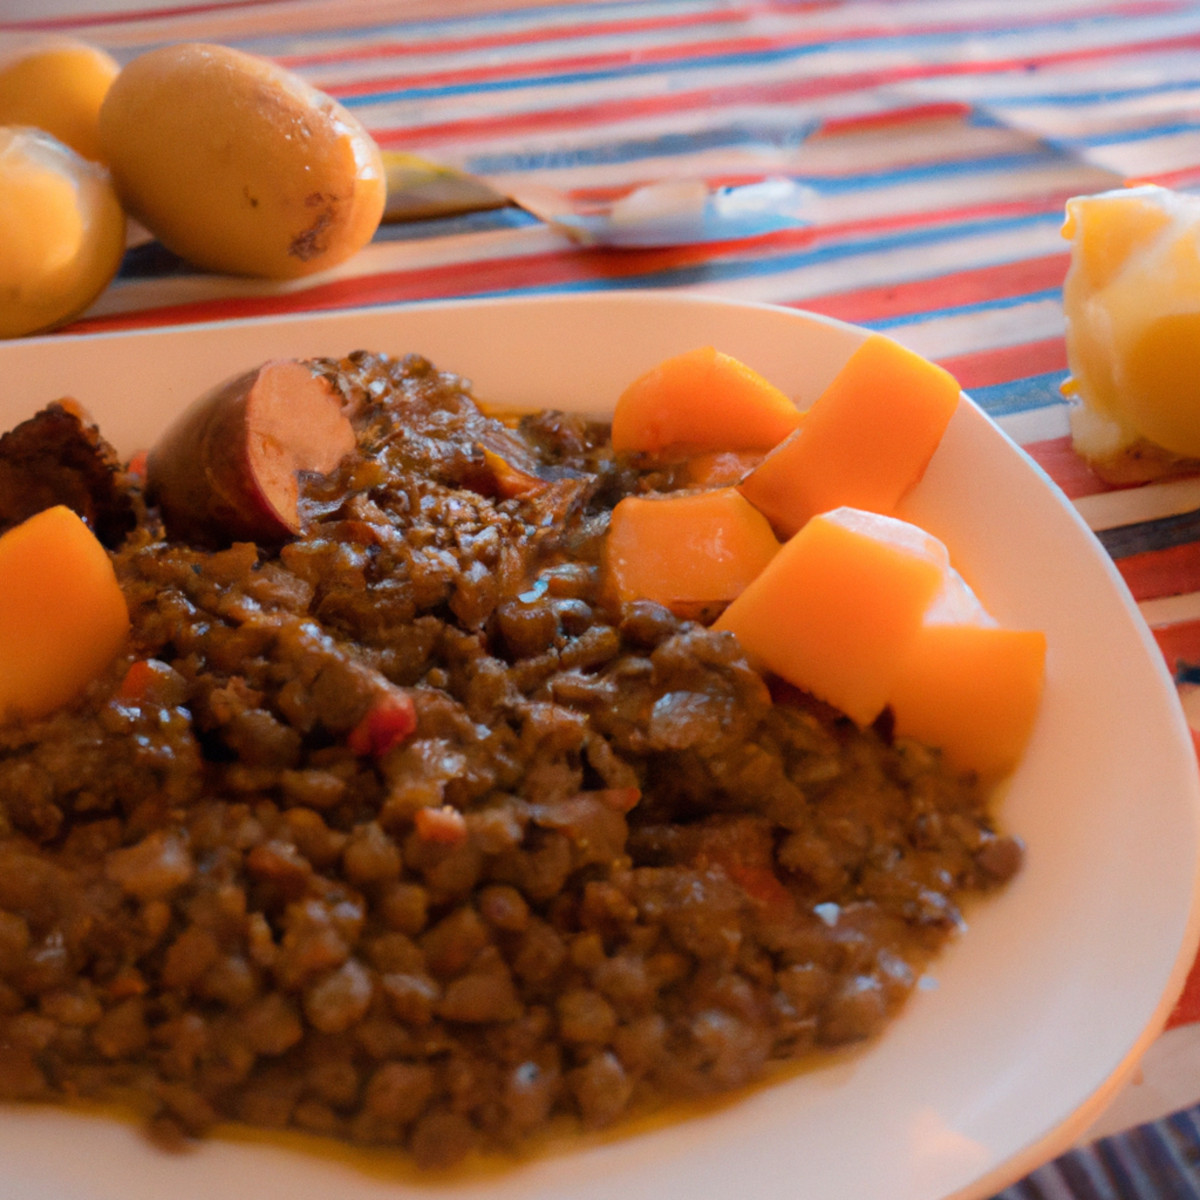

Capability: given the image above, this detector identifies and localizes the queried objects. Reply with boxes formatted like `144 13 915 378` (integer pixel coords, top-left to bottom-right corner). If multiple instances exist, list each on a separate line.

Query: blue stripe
990 1108 1200 1199
977 77 1200 110
1094 506 1200 559
1094 1131 1158 1197
469 138 1065 187
968 371 1070 419
466 123 817 173
463 123 820 174
1058 116 1200 148
1053 1151 1108 1200
1140 1119 1200 1192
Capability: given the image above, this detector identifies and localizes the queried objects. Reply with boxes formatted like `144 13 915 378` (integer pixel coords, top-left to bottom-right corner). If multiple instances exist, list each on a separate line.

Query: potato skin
0 39 120 163
98 43 385 279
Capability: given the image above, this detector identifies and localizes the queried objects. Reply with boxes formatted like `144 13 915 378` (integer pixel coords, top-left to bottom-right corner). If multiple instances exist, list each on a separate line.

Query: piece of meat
0 400 137 547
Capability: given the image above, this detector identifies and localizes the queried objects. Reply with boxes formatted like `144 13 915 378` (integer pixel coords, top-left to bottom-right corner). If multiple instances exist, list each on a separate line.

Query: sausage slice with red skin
146 359 356 548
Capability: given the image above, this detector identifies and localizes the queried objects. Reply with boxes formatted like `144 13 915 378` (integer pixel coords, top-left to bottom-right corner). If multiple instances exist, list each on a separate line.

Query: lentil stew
0 351 1021 1169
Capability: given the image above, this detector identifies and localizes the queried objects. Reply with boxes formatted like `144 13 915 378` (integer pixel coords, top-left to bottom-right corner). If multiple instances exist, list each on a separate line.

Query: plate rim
1 289 1198 1200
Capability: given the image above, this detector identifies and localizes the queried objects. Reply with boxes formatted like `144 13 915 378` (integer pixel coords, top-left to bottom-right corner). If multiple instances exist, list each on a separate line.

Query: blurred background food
0 125 125 338
0 37 391 336
1062 185 1200 484
98 42 385 280
0 38 117 162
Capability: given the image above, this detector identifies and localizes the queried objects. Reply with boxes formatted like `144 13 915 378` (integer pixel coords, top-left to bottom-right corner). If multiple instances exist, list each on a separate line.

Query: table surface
6 1 1200 1196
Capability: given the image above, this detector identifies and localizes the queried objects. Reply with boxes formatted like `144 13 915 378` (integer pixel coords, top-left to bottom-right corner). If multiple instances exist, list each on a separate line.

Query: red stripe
1135 163 1200 190
1167 936 1200 1029
1118 541 1200 602
814 102 973 136
937 337 1069 391
67 248 628 335
371 26 1200 150
0 0 297 32
1150 618 1200 671
794 253 1071 328
1022 435 1114 500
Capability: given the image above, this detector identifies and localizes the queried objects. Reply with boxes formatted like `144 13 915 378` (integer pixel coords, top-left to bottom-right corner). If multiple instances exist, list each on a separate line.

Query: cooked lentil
0 351 1021 1168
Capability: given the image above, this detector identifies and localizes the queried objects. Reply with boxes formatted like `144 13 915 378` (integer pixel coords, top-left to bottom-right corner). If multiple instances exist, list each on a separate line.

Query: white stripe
997 402 1070 445
1067 128 1200 179
1075 477 1200 533
1140 591 1200 628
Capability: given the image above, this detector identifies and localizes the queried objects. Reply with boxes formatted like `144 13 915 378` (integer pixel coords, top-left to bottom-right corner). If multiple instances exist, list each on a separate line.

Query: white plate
0 292 1197 1200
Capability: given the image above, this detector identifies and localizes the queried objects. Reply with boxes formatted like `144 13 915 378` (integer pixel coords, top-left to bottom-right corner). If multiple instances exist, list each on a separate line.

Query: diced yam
0 504 129 723
737 333 960 537
889 572 1046 778
603 487 781 613
713 506 948 726
611 346 802 455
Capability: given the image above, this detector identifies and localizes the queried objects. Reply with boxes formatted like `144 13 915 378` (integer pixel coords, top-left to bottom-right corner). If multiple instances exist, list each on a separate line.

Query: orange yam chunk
0 505 129 723
603 487 781 613
737 333 961 537
889 573 1046 779
611 346 802 455
714 506 948 726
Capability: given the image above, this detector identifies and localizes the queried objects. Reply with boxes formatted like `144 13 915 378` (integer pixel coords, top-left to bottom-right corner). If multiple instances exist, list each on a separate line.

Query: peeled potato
1062 185 1200 481
98 42 385 279
0 126 126 338
0 39 119 162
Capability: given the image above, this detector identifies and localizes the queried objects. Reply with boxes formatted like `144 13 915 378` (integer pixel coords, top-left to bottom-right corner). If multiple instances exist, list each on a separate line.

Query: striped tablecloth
6 1 1200 1195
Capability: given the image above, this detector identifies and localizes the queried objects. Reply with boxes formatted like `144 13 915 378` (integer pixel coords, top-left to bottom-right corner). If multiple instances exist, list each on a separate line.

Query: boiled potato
0 126 126 338
0 39 119 163
98 42 385 279
1063 185 1200 480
